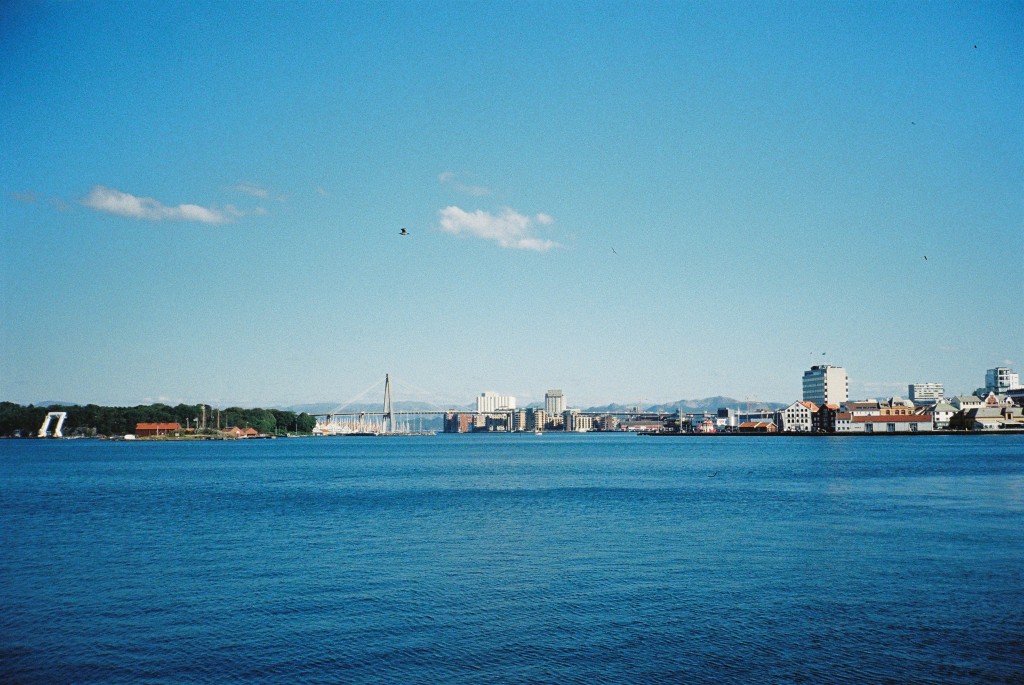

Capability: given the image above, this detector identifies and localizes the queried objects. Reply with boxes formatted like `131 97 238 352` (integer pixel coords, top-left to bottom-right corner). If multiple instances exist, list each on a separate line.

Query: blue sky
2 1 1021 409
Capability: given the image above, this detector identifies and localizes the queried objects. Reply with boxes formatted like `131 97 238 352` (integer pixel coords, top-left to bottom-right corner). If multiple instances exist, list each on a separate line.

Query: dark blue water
2 434 1022 683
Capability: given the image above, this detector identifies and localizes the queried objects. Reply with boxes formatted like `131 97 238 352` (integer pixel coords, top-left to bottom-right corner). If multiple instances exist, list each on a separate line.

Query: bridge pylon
383 373 396 434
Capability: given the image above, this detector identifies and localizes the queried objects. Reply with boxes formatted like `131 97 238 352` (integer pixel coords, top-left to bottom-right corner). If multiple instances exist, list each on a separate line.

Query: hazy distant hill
285 401 470 414
585 397 785 414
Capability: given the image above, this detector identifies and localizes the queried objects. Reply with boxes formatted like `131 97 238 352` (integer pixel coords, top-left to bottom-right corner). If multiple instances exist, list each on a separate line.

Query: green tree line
0 401 317 437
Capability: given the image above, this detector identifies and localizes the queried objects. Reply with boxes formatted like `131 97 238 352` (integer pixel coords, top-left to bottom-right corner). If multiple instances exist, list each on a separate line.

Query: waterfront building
737 408 778 425
879 398 915 416
778 401 816 432
802 365 849 406
689 412 717 431
526 408 546 431
443 412 476 433
963 406 1024 431
927 401 956 429
563 410 594 433
135 422 182 437
716 407 737 430
951 395 983 412
835 414 933 433
844 401 881 417
545 389 566 415
483 414 509 431
814 403 840 433
981 392 1015 408
738 421 777 433
909 383 944 404
695 418 717 433
985 367 1020 394
595 415 619 432
509 409 528 433
476 391 515 413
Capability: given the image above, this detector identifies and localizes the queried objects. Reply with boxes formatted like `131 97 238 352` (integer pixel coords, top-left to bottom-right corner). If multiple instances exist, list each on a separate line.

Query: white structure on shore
38 411 68 438
477 391 516 413
802 365 848 406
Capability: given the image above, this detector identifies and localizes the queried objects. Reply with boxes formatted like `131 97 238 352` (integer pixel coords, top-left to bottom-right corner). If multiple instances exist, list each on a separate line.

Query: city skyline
2 2 1021 409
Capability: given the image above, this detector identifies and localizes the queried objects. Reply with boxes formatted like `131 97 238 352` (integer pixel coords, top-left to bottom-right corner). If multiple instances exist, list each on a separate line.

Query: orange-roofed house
738 421 777 433
135 422 182 437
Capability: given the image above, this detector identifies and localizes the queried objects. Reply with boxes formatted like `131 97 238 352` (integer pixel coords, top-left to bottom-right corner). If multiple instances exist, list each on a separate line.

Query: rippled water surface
2 434 1022 683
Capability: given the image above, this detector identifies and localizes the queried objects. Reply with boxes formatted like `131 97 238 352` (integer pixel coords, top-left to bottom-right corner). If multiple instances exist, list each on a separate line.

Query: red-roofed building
738 421 777 433
135 422 182 437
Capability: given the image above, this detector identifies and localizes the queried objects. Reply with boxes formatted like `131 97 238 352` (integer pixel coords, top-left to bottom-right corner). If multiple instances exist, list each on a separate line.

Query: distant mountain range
582 397 786 414
286 396 784 415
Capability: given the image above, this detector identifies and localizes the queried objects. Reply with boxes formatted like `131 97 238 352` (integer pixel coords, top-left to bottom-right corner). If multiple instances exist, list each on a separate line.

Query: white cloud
82 186 240 224
231 181 270 198
438 171 491 197
438 206 561 252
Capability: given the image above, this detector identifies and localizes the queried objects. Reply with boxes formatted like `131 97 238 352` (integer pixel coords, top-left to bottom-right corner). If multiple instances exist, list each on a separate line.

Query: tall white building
908 383 944 404
476 391 516 413
985 367 1020 394
802 365 848 406
545 389 565 415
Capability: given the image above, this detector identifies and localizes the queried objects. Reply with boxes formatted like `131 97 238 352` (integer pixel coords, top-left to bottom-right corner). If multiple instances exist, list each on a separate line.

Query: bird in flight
400 228 409 236
611 247 618 255
924 255 928 261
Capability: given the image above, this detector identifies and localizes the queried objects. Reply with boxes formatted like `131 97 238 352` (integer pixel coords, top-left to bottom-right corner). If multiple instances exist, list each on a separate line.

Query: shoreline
638 430 1024 437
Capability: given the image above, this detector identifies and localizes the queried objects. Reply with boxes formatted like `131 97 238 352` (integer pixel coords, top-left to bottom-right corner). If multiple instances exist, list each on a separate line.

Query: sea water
2 434 1022 683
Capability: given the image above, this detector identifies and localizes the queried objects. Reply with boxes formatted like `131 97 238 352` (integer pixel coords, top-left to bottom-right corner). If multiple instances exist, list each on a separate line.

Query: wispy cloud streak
439 171 491 197
82 186 240 224
231 181 270 198
439 206 560 252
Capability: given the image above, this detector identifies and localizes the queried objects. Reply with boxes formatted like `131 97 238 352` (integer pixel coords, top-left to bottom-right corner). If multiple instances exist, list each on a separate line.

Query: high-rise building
985 367 1020 394
802 365 849 406
545 389 565 415
908 383 944 404
476 391 516 413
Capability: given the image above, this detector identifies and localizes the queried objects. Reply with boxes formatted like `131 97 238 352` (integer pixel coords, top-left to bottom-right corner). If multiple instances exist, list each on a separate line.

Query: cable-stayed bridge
309 374 680 435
